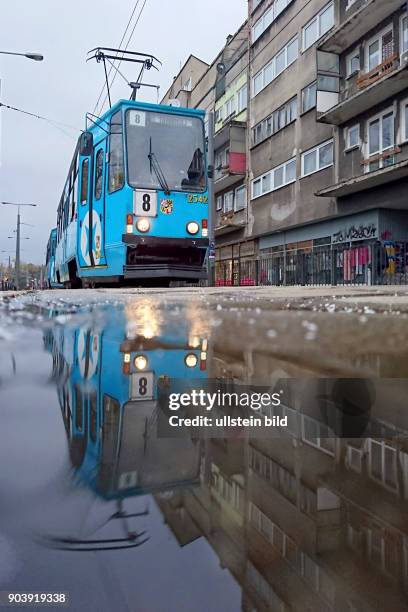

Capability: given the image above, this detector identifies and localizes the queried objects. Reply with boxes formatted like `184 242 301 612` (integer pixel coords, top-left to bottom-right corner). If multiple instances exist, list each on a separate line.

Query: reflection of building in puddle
156 357 408 611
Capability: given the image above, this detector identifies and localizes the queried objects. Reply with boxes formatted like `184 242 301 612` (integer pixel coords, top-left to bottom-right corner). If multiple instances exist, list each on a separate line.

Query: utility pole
207 111 215 286
15 208 21 289
1 202 37 290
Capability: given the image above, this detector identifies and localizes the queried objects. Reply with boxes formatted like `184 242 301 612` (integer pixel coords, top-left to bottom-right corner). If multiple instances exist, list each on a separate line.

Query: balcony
318 0 403 54
318 55 408 125
316 158 408 198
214 121 246 192
215 210 246 237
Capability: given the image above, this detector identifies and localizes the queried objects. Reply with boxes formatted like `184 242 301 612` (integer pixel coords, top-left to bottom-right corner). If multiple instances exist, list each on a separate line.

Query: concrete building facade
162 0 408 286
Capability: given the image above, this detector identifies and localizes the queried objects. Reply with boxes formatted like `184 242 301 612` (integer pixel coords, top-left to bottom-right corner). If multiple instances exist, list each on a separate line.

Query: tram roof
87 99 205 135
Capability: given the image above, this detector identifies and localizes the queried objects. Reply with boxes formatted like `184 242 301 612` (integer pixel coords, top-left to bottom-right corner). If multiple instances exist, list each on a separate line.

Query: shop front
257 210 408 286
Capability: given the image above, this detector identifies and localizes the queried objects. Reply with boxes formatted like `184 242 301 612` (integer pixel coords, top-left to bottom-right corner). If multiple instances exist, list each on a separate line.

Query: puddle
0 292 407 611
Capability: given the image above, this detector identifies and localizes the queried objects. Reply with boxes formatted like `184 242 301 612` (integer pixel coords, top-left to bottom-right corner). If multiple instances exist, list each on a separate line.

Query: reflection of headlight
134 355 148 370
186 221 199 235
185 353 198 368
136 218 150 233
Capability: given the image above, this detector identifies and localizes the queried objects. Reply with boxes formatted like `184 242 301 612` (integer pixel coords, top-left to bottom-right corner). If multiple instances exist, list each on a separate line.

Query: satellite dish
216 62 226 75
168 99 181 108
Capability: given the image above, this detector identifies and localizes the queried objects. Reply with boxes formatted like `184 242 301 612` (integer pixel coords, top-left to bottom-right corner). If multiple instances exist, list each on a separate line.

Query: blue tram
52 100 209 288
45 228 63 288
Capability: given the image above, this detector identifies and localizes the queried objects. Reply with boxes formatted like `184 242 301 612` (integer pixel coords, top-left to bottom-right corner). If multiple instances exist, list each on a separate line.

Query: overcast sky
0 0 247 265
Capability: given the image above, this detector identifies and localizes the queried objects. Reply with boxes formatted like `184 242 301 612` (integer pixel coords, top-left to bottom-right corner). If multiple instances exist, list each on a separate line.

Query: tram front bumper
122 234 209 280
122 235 209 248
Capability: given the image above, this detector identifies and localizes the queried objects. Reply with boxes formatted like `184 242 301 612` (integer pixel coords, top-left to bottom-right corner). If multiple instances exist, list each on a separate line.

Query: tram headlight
186 221 199 235
134 355 148 370
136 218 150 233
184 353 198 368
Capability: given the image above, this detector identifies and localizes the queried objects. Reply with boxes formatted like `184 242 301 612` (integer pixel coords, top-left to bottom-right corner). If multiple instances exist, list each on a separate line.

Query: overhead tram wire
98 0 149 114
92 0 141 116
0 102 80 139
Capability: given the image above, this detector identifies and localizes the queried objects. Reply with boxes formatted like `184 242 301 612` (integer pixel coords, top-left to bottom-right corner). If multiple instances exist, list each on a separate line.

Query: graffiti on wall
332 223 377 245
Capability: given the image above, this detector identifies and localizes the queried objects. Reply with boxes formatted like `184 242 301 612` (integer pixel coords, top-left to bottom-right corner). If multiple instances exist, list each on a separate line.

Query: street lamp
1 202 37 290
0 51 43 61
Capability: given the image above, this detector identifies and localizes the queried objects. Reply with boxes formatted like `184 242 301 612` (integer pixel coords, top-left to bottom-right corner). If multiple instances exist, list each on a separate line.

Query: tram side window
63 179 70 229
108 111 124 193
94 148 104 200
80 158 89 204
71 155 79 220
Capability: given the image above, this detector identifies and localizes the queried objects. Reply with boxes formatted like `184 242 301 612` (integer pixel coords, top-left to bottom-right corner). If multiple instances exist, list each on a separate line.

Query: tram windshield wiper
148 138 171 195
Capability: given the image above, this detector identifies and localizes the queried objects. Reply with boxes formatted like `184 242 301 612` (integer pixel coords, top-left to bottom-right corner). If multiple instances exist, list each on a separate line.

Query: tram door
77 143 107 268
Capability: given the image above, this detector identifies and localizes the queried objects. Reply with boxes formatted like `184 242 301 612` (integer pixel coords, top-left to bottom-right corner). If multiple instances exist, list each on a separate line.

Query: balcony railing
356 53 399 90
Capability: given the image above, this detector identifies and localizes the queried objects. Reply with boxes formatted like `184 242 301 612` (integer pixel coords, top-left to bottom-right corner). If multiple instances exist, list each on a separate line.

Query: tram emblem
80 211 102 266
160 199 173 214
77 329 100 380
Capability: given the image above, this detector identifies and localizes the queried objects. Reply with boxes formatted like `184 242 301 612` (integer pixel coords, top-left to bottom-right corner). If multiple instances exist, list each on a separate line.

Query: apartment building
242 0 408 287
161 1 408 286
161 24 251 283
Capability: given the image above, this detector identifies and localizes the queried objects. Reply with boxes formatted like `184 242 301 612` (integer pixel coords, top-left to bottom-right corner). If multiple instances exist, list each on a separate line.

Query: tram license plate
130 372 154 400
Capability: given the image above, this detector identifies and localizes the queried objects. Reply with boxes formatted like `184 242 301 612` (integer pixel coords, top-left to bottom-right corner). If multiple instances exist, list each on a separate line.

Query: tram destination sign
128 110 194 129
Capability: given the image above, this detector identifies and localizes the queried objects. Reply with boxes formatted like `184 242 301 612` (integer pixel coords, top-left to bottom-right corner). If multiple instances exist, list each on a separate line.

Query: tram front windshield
126 109 206 193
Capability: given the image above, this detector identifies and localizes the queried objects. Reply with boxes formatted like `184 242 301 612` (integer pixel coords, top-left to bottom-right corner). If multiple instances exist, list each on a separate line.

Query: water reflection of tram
44 309 208 550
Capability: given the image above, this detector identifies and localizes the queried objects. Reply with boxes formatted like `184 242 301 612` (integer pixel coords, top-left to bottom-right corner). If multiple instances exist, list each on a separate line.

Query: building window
301 139 334 177
253 96 297 145
401 99 408 143
367 109 394 171
366 27 394 72
302 2 334 52
401 14 408 54
346 49 360 77
252 36 298 96
224 191 234 212
345 124 360 150
225 96 235 119
301 414 335 455
237 83 248 113
252 0 294 42
369 439 398 491
301 81 317 113
234 185 247 211
252 157 296 199
216 195 223 211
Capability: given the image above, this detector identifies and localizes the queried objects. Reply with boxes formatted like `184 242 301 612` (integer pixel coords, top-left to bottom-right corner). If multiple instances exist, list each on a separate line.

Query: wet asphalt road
0 288 408 612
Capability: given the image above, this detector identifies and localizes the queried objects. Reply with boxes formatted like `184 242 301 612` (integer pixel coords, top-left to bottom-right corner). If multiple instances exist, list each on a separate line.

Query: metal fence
215 243 408 287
